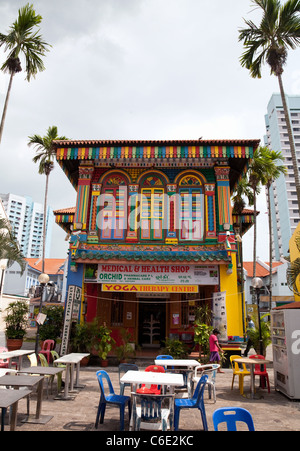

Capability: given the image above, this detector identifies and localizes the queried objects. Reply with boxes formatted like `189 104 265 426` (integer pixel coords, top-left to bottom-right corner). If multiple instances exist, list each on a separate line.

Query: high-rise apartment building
264 93 300 260
0 193 54 258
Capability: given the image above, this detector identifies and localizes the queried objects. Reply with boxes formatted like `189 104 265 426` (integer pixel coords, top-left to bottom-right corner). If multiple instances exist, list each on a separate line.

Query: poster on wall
212 291 228 342
97 264 219 285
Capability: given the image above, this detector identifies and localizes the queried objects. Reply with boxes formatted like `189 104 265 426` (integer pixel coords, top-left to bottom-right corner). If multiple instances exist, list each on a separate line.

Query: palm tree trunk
277 73 300 209
42 173 49 274
0 72 14 144
267 182 273 311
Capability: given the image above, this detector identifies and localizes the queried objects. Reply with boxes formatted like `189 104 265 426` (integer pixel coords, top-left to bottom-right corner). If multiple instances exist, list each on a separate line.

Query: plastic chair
156 355 174 371
0 347 17 369
38 353 55 398
51 350 67 393
132 393 174 431
39 340 55 364
119 363 139 396
174 374 208 431
192 364 220 403
230 355 250 395
213 407 255 431
95 370 131 431
136 365 165 395
249 355 270 393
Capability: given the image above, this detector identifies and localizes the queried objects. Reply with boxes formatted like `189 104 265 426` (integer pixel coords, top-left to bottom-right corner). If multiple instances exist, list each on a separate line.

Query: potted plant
70 322 93 366
115 328 136 363
39 305 64 348
93 323 115 367
162 337 189 359
247 314 271 357
193 322 213 363
5 301 29 351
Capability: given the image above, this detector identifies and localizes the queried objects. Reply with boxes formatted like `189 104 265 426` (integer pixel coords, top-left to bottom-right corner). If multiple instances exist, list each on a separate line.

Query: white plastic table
0 350 34 370
120 370 184 392
52 353 90 400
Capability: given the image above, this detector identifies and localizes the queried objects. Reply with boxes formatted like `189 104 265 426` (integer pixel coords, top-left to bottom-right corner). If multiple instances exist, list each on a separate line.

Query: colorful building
53 138 259 348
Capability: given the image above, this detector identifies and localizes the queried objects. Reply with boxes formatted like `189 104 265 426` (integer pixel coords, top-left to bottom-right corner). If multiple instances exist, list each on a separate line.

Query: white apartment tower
0 193 54 259
264 93 300 260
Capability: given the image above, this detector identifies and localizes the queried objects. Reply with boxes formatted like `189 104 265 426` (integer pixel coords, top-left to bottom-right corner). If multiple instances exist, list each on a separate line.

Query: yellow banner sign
102 284 199 293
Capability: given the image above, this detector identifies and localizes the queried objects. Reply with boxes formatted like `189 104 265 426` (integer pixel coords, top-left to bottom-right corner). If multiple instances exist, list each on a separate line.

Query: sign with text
97 264 218 286
60 285 82 356
102 283 199 293
212 291 228 342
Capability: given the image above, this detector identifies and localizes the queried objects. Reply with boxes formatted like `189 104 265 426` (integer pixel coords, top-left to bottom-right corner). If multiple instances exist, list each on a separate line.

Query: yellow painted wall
289 223 300 302
220 252 244 336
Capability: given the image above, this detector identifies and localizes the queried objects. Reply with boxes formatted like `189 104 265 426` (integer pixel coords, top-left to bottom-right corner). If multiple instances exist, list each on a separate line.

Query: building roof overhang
53 138 260 192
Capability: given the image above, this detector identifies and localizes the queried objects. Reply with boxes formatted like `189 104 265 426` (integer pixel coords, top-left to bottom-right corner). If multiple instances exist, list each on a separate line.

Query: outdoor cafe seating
213 407 255 431
131 393 174 431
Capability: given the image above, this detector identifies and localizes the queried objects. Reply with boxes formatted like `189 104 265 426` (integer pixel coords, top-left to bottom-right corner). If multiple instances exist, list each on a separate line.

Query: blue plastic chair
174 374 208 431
213 407 255 431
156 355 174 371
95 370 131 431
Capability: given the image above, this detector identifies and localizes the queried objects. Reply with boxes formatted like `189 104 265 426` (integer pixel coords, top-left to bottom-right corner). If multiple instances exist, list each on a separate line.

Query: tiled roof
26 258 66 275
53 207 75 215
243 261 283 278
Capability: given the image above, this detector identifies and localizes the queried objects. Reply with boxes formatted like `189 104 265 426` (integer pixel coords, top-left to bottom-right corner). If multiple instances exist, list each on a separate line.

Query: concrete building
0 193 54 259
243 258 294 311
264 93 300 260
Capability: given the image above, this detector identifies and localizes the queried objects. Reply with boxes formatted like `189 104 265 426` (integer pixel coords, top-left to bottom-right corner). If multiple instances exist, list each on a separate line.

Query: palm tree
28 126 67 273
239 0 300 210
0 217 26 274
0 3 51 144
263 149 287 307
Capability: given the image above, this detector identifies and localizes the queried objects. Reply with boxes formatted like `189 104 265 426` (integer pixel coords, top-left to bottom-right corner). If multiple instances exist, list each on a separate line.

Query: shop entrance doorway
138 300 166 348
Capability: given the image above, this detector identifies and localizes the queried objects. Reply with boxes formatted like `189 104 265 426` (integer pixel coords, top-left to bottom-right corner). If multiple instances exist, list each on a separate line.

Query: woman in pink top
209 329 224 373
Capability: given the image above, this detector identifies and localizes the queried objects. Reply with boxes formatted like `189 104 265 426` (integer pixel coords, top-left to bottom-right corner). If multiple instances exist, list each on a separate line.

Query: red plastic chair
39 340 55 364
0 347 18 369
136 365 165 395
249 355 270 393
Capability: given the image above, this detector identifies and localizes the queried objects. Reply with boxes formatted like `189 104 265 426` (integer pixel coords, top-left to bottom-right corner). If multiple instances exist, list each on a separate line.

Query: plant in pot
38 305 64 349
70 321 93 366
247 314 271 357
162 337 189 359
193 322 213 363
115 328 136 363
93 323 115 367
5 301 29 351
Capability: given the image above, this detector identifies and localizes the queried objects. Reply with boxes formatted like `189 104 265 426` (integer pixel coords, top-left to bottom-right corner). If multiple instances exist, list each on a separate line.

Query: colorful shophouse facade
54 139 259 347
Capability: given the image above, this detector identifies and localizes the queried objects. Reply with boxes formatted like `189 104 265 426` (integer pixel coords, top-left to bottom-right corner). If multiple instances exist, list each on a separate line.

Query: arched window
178 173 205 242
139 173 166 241
98 172 129 240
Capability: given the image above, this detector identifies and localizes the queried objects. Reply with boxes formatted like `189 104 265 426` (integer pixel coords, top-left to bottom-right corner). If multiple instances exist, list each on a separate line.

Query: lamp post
35 272 50 355
251 277 264 356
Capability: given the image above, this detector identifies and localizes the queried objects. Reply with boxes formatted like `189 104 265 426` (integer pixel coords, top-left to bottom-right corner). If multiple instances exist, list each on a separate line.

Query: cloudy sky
0 0 300 261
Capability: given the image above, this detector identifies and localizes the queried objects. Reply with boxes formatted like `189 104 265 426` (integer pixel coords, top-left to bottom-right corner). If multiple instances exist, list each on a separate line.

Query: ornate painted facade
54 138 259 348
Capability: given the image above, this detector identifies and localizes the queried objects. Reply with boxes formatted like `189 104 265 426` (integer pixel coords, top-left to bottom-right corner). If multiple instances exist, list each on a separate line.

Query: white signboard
97 264 219 286
60 285 82 356
212 291 228 342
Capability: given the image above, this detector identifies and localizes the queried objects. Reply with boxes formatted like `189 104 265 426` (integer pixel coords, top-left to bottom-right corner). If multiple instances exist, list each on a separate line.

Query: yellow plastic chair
230 355 250 395
38 353 55 398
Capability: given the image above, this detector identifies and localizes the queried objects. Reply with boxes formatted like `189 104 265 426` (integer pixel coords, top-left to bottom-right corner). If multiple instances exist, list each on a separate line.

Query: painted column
126 184 139 242
166 184 178 244
204 183 216 239
74 163 94 232
87 183 101 243
214 166 233 233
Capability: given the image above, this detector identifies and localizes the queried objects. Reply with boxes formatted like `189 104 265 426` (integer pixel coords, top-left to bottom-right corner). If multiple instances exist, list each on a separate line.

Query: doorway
138 300 166 348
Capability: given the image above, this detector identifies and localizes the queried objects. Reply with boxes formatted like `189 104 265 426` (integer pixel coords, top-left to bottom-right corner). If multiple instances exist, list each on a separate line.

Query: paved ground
3 346 300 433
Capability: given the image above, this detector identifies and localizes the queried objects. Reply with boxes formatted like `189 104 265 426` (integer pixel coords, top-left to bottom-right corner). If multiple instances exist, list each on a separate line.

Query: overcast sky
0 0 300 261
